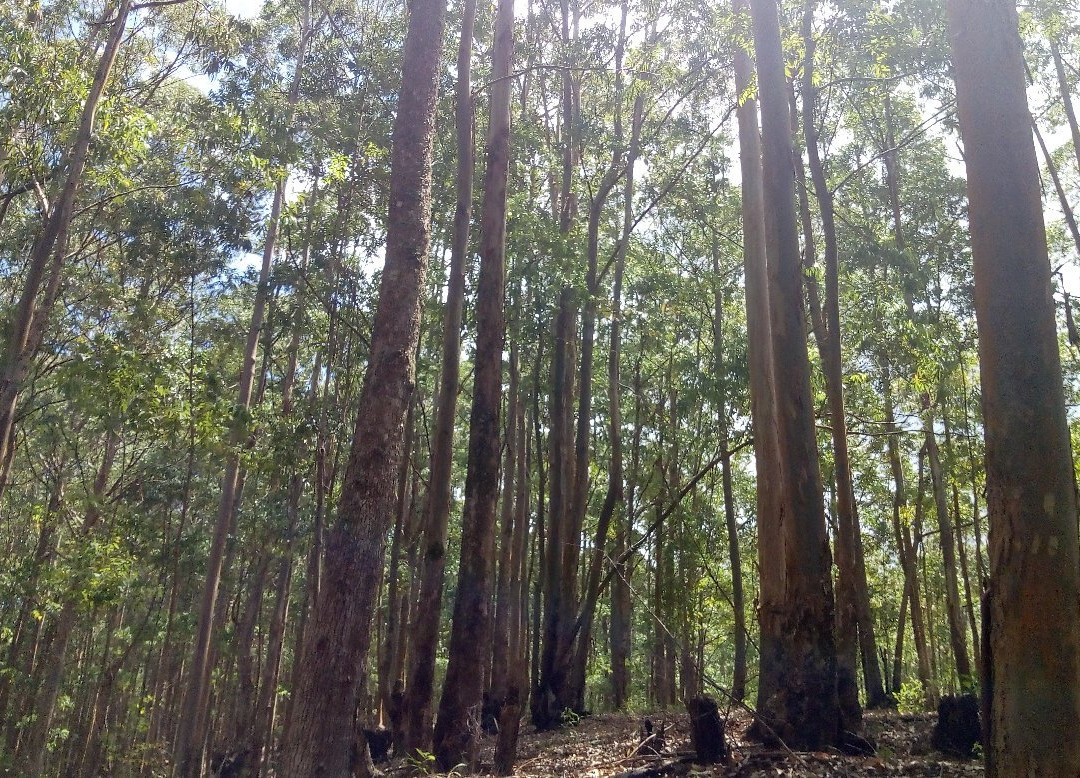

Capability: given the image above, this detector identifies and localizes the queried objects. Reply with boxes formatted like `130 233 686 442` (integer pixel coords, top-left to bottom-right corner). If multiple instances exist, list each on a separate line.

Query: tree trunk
0 0 131 482
749 0 840 749
431 0 514 767
732 0 784 723
892 577 908 695
711 245 746 703
923 408 972 690
490 347 521 712
174 8 313 769
1051 39 1080 177
281 1 445 772
799 3 885 715
536 0 579 727
399 0 475 754
947 3 1080 773
21 430 118 777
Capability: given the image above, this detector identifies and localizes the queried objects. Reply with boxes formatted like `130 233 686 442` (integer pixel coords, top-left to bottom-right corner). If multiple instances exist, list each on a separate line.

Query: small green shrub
896 680 926 714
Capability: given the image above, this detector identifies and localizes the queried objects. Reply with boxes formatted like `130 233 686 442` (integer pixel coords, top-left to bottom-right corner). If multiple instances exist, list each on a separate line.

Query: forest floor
380 709 984 777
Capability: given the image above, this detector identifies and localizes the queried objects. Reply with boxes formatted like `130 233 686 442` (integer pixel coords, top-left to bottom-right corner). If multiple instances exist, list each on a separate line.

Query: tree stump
931 693 981 758
686 696 728 764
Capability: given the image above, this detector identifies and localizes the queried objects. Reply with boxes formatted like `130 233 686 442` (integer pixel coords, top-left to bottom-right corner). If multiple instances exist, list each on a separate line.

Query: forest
3 0 1080 774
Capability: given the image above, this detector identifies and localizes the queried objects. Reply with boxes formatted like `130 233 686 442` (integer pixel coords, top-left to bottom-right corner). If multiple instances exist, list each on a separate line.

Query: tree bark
280 1 446 772
749 0 840 748
732 0 784 723
799 3 885 715
399 0 476 755
431 0 514 767
490 347 521 711
946 3 1080 773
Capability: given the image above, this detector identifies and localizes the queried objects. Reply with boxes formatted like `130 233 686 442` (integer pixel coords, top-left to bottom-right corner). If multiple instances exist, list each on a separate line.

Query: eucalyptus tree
282 0 447 772
947 0 1080 772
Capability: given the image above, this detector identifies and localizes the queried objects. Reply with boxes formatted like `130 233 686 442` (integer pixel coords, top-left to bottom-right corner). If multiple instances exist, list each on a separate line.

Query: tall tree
280 1 446 772
946 0 1080 773
432 0 515 766
749 0 841 748
399 0 477 755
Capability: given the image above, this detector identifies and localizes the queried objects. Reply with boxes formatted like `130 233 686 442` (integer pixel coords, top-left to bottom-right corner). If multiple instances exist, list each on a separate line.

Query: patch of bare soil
382 709 984 777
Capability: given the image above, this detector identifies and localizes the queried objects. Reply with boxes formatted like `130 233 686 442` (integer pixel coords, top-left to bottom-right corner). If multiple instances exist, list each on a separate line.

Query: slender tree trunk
377 396 415 727
21 430 118 777
399 0 475 754
749 0 840 748
491 347 520 711
799 3 885 714
431 0 514 766
607 92 642 713
281 1 445 772
536 0 579 727
923 406 972 689
711 245 746 703
892 578 908 695
174 10 312 770
947 3 1080 773
0 0 131 482
1051 39 1080 177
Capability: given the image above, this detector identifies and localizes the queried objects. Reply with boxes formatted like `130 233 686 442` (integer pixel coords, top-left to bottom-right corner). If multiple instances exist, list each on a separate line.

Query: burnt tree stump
686 696 728 764
931 693 981 758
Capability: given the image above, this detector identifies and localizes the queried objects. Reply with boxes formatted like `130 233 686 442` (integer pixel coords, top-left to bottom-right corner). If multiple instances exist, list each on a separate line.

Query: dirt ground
380 709 984 777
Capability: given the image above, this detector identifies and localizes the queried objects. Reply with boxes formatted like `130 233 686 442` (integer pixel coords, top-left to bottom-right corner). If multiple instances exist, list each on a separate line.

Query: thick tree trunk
281 1 445 772
431 0 513 767
946 3 1080 773
749 0 840 748
732 0 784 722
399 0 475 757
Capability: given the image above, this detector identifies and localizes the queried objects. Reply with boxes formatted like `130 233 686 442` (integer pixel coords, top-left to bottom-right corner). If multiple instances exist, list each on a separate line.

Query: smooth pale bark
946 3 1080 773
399 0 475 756
732 0 784 721
0 0 130 489
281 1 445 772
431 0 513 767
749 0 840 748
